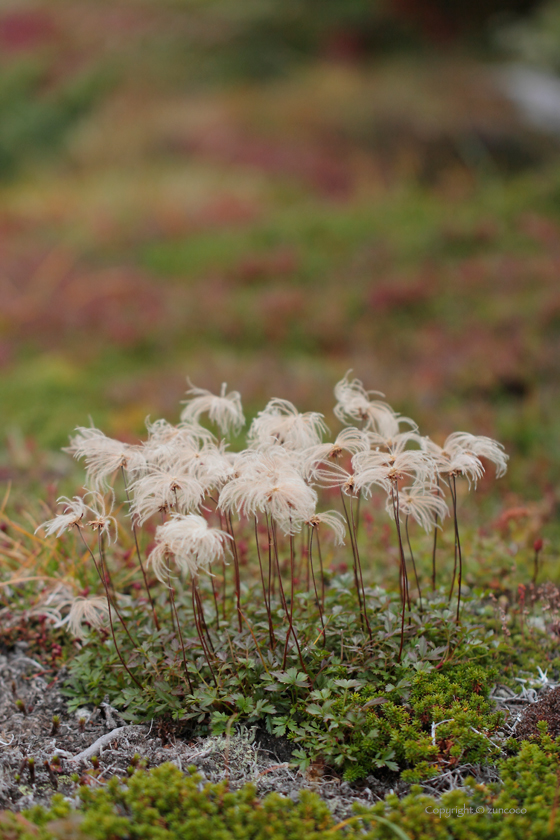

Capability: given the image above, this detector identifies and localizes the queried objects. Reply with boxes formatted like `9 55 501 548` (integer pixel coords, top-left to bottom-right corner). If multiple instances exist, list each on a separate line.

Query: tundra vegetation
2 0 560 837
0 374 556 840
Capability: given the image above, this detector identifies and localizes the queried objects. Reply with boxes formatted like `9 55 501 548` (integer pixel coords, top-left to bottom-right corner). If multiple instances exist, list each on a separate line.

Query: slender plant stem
225 513 242 632
167 573 193 692
405 515 423 611
120 467 160 631
266 514 274 604
282 529 298 668
191 582 217 686
289 531 295 624
91 530 136 647
76 527 143 690
431 477 441 592
447 475 463 623
447 478 458 602
217 510 228 621
316 530 326 611
349 492 371 638
255 517 275 648
391 484 409 663
271 520 288 614
194 581 215 654
266 520 310 679
340 489 364 626
210 573 221 631
308 526 325 640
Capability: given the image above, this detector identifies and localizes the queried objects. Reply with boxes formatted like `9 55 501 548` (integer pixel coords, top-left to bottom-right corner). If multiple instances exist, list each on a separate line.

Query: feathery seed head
421 432 507 486
148 513 232 582
306 510 347 544
312 462 358 496
300 427 368 480
143 419 215 469
180 381 245 436
129 468 205 524
385 483 449 532
55 595 109 640
334 372 416 436
218 448 317 528
352 448 432 496
36 495 89 538
66 427 146 489
248 398 328 450
444 432 508 479
84 491 119 544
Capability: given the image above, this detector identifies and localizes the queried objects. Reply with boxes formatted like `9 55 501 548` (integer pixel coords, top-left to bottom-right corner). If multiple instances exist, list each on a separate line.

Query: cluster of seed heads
35 373 508 662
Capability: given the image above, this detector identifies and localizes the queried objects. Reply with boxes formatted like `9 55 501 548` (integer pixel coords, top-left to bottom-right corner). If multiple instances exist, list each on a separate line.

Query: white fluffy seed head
129 468 205 524
300 428 368 480
85 491 119 544
334 372 417 436
421 432 506 487
218 448 317 532
36 495 89 538
147 513 232 582
248 398 328 451
385 483 449 532
66 427 146 489
56 595 109 640
180 381 245 436
142 419 215 469
306 510 347 545
444 432 508 479
352 449 433 497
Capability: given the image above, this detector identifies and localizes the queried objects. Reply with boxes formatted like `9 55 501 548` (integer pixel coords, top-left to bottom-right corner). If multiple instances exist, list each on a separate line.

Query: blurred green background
1 0 560 512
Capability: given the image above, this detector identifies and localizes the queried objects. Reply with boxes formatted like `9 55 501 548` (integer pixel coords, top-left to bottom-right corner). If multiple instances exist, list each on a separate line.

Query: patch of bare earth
0 644 538 820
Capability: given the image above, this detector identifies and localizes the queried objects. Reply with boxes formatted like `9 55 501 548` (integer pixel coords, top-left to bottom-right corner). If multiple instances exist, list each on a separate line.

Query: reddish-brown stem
266 513 274 603
271 520 288 614
210 573 221 631
167 573 193 693
191 582 217 686
225 512 242 632
350 492 371 637
391 484 409 664
255 517 275 649
308 526 325 640
340 491 362 610
194 581 215 654
93 530 137 648
281 530 297 668
77 527 143 690
405 515 423 611
121 467 160 631
217 510 228 621
447 475 463 623
316 529 326 611
431 476 441 592
340 490 368 635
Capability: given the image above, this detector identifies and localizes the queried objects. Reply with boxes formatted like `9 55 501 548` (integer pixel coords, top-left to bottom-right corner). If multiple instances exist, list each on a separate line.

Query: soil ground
0 642 548 818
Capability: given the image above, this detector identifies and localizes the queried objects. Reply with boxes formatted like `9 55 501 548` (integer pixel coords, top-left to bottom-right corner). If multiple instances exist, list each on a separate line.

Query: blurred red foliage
0 10 56 52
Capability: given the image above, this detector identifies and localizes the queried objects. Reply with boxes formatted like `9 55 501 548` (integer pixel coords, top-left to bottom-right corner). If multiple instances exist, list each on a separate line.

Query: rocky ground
0 642 556 819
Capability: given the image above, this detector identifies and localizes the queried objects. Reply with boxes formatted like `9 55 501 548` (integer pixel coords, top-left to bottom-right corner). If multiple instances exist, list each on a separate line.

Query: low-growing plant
31 375 511 777
288 662 504 782
4 730 560 840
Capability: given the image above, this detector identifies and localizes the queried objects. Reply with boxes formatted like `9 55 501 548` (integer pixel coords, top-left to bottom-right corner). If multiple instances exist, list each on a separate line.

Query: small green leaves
269 668 309 688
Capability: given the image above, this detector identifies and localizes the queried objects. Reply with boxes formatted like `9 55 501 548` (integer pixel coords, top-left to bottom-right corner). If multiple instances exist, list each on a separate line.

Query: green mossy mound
2 728 560 840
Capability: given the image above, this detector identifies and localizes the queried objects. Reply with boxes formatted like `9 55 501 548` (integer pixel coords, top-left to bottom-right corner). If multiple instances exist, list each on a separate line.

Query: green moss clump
296 662 504 782
11 763 341 840
3 734 560 840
